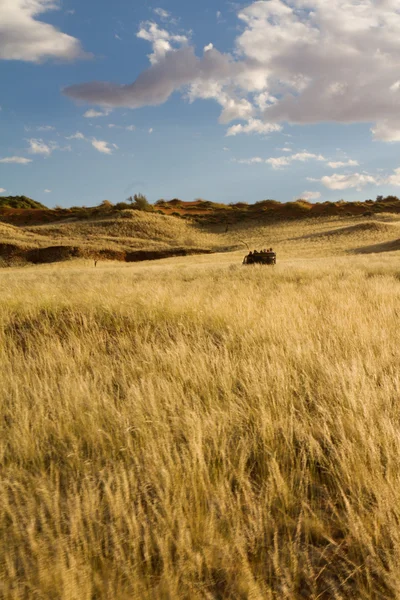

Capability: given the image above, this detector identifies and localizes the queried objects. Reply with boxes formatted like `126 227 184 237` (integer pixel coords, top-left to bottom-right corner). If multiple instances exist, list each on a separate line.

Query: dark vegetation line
1 194 400 227
0 244 213 266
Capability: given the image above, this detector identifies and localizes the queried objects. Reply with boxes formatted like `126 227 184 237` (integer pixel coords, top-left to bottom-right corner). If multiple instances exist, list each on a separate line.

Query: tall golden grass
1 252 400 599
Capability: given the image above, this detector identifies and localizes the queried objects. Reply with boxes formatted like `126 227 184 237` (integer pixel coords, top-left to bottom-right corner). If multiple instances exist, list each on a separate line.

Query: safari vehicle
243 250 276 265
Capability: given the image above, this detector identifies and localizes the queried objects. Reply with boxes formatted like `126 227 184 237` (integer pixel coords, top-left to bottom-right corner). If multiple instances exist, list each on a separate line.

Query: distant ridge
1 195 400 227
154 196 400 223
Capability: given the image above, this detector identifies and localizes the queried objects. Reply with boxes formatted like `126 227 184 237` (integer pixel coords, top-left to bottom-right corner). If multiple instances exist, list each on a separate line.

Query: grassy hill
0 193 399 265
1 201 400 265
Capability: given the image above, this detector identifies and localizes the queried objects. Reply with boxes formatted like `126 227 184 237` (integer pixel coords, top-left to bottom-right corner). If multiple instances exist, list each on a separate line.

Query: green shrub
114 202 132 210
127 193 154 212
0 196 47 209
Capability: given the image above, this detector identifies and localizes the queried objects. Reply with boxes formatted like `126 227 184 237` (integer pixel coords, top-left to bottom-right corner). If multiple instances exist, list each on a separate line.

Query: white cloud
226 119 281 137
66 131 85 140
63 1 400 142
91 139 114 154
235 150 326 169
0 0 88 62
126 125 136 131
148 128 153 134
153 8 171 20
187 84 254 123
386 167 400 187
265 156 291 169
371 121 400 143
291 152 325 162
268 151 326 169
44 189 51 193
137 21 188 65
0 156 32 164
84 109 112 118
327 159 359 169
65 132 117 154
320 173 379 191
204 43 214 52
299 191 321 201
236 157 264 165
27 138 58 156
0 188 6 193
24 125 55 132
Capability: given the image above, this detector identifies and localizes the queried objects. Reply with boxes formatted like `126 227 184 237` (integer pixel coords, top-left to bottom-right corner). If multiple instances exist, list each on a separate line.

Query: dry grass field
2 209 400 261
1 215 400 599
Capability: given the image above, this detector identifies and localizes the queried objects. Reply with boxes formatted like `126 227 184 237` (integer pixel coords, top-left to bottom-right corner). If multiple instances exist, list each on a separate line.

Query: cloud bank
0 0 89 62
64 0 400 141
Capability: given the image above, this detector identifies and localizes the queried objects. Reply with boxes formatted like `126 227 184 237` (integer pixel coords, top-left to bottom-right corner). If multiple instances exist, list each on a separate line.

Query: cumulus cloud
226 119 281 136
44 189 52 193
63 1 400 141
137 21 188 65
371 121 400 143
299 191 321 201
91 139 114 154
66 131 85 140
291 152 325 162
266 156 291 169
235 150 326 169
64 132 116 155
327 159 359 169
0 188 6 193
386 168 400 187
84 109 112 118
320 173 379 191
236 157 264 165
27 138 58 156
0 0 88 62
153 8 171 20
0 156 32 164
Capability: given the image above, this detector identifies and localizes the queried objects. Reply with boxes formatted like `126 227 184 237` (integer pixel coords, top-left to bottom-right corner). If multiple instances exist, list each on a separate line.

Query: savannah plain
1 201 400 599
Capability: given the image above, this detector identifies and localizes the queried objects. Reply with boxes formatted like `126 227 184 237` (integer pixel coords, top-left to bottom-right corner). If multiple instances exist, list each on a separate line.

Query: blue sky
1 0 400 207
